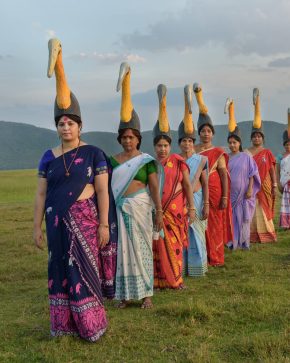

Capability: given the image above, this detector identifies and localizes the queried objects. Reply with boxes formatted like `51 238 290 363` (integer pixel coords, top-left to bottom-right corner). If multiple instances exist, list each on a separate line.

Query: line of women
33 40 289 343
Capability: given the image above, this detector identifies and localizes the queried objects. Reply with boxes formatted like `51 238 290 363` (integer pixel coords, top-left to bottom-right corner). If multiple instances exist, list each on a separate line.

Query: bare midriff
77 184 95 201
123 179 146 197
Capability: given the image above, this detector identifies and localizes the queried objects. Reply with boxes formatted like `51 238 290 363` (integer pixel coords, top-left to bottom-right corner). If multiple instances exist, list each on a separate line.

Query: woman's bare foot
141 297 153 309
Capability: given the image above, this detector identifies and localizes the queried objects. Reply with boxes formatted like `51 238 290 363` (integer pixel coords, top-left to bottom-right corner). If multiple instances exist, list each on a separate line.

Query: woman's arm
200 169 209 219
94 173 110 248
245 176 254 199
276 163 283 194
148 172 163 232
269 165 277 196
182 169 195 223
33 178 47 250
217 166 228 209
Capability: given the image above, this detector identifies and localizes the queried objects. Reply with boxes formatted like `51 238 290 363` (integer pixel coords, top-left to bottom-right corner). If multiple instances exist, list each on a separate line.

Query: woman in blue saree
178 85 209 277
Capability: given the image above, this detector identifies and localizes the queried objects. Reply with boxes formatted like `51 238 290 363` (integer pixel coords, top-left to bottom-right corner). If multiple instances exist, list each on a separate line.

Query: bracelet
222 196 228 199
273 183 277 187
204 202 209 205
188 207 196 211
156 209 163 213
99 223 109 228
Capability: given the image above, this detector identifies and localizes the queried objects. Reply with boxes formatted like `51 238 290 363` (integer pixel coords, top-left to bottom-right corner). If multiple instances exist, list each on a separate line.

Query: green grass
0 170 289 363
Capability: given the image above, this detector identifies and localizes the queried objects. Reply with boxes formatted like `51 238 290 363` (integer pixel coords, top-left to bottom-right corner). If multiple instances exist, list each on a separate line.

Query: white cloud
68 52 146 64
45 29 56 40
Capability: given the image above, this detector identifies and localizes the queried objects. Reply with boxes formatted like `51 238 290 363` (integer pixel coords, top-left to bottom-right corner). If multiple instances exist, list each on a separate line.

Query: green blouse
110 156 157 185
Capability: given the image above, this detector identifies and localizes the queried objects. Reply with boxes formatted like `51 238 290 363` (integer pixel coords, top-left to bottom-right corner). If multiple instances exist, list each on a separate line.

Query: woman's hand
271 185 277 197
34 226 44 250
219 197 228 210
98 225 110 249
188 209 196 224
202 203 209 220
154 211 164 232
245 188 252 199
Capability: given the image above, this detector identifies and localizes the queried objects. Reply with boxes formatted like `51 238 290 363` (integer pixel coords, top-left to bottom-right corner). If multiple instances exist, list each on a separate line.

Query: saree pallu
153 154 189 288
200 147 233 266
250 149 277 242
111 153 156 300
279 154 290 228
183 154 208 277
43 145 117 341
228 152 261 250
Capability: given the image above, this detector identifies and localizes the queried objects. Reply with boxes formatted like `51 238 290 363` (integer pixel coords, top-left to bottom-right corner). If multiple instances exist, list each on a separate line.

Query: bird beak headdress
152 84 171 141
282 108 290 145
193 83 213 133
225 98 241 139
178 85 196 142
251 88 264 138
116 62 140 132
47 38 81 123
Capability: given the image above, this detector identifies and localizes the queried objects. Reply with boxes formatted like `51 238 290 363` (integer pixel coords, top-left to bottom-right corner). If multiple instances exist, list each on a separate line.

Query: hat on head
251 88 264 138
193 83 214 133
225 97 241 139
282 108 290 145
178 85 196 141
153 84 171 140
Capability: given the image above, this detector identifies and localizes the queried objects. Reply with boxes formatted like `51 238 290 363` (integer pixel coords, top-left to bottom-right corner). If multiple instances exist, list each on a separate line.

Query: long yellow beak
47 38 61 78
116 62 130 92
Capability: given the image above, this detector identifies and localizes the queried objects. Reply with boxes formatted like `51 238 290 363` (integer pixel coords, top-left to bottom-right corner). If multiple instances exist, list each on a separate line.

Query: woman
153 84 195 289
33 38 117 342
34 114 117 341
194 84 233 266
246 88 277 242
276 122 290 229
111 62 163 309
227 133 261 249
178 85 209 277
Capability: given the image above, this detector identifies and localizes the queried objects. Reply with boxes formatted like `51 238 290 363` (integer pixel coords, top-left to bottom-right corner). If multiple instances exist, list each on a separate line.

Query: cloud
68 52 146 64
119 0 290 57
268 56 290 68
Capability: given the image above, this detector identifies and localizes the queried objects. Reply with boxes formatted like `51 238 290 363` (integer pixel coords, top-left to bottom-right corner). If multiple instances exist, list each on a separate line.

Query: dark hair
198 123 215 135
117 128 142 150
251 131 264 140
227 134 243 152
153 134 172 146
55 114 82 128
178 137 196 145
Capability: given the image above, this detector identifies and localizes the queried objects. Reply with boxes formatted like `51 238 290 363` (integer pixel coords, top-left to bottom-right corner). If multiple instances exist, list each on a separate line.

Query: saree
153 154 189 288
183 154 208 277
199 147 233 266
228 152 261 249
40 145 117 342
278 153 290 228
111 153 156 300
248 149 277 242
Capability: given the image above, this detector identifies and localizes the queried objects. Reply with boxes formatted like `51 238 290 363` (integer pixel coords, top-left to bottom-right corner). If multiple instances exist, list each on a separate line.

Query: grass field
0 169 289 363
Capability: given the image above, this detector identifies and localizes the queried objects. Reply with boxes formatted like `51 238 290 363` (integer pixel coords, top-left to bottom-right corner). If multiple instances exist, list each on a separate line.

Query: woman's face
120 129 139 152
199 125 213 144
179 138 194 154
251 132 264 147
154 138 171 160
284 141 290 153
228 137 240 153
57 116 80 142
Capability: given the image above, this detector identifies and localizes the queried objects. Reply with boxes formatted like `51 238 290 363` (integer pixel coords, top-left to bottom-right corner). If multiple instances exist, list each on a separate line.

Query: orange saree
153 154 189 289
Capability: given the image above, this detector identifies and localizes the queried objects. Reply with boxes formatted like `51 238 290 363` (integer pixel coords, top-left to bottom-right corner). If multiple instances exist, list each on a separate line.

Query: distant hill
0 120 286 170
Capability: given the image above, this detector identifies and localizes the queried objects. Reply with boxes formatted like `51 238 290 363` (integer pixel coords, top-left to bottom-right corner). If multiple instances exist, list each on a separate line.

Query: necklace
62 141 81 177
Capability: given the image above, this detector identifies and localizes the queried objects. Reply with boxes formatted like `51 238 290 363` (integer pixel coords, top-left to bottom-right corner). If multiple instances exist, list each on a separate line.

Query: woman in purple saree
227 134 260 249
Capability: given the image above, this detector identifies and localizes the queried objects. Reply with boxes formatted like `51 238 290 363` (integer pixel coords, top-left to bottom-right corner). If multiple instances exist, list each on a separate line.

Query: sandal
141 298 153 309
116 300 128 309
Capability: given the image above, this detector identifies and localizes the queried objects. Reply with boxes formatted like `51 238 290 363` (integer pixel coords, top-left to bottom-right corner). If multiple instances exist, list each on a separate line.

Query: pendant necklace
62 141 81 177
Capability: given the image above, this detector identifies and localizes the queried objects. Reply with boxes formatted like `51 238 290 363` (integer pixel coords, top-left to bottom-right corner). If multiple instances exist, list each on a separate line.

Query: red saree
250 149 276 242
153 154 189 289
200 147 233 266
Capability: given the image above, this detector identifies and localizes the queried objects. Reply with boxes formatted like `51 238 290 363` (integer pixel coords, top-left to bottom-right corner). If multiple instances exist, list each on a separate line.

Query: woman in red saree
152 84 195 289
245 88 277 243
194 84 233 266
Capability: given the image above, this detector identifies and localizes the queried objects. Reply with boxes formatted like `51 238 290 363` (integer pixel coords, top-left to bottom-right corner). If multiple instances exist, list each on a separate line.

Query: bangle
99 223 109 228
273 183 277 187
204 202 209 205
156 209 163 212
222 196 228 199
188 207 196 211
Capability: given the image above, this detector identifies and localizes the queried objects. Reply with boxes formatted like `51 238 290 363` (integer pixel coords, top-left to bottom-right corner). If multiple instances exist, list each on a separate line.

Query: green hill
0 120 286 170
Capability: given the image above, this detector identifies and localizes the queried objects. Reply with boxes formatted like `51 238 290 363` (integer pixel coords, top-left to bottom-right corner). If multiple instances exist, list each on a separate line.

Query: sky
1 0 290 132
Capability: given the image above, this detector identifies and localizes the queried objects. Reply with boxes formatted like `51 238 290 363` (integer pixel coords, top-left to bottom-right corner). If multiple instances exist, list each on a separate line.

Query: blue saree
39 145 117 341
